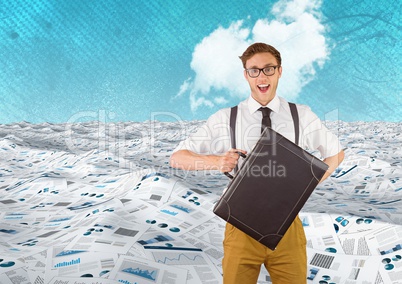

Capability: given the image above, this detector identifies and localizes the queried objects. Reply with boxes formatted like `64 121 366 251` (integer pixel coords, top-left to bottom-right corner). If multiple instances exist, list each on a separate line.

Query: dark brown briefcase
213 127 329 250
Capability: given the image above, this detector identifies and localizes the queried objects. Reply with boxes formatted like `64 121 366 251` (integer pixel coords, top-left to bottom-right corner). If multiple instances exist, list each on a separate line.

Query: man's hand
218 149 247 173
320 150 345 183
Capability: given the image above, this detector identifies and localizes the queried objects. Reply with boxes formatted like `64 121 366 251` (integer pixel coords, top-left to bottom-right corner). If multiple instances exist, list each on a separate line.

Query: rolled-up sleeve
173 109 231 155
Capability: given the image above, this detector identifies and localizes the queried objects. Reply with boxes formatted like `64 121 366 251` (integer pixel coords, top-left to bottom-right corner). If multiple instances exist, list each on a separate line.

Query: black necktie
258 107 272 133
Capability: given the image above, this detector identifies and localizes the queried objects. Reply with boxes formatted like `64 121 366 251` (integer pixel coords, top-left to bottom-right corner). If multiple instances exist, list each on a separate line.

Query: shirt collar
247 95 280 114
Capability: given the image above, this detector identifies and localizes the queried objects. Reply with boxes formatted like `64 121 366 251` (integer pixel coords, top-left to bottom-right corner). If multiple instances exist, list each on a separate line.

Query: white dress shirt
174 95 342 161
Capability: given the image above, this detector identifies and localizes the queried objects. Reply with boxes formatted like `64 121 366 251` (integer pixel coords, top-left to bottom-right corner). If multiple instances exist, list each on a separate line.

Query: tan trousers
222 217 307 284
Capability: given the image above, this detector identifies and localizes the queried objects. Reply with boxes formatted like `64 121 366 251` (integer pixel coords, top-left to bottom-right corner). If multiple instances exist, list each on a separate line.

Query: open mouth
258 84 270 92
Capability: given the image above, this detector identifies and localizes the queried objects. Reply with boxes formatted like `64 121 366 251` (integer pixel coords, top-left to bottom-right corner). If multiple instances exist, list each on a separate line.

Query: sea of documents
0 119 401 283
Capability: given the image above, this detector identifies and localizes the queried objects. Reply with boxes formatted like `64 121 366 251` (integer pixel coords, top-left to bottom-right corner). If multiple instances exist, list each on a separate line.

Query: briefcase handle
224 151 247 179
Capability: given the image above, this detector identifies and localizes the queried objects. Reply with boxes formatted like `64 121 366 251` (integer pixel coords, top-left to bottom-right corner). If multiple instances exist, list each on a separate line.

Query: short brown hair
239 43 281 68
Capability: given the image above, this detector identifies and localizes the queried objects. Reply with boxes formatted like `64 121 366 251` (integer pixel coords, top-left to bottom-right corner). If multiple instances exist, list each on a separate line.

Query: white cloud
174 77 192 99
179 0 329 111
187 21 250 111
214 96 229 105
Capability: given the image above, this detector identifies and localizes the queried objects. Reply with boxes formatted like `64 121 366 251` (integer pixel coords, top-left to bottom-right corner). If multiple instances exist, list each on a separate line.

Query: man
170 43 344 283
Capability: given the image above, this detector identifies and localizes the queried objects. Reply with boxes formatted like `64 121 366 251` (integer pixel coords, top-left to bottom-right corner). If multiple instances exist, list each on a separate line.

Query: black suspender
229 106 238 149
229 106 239 174
288 102 299 146
229 102 300 149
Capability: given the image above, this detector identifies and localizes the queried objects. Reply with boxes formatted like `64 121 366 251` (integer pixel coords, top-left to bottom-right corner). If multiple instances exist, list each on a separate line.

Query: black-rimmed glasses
246 66 279 78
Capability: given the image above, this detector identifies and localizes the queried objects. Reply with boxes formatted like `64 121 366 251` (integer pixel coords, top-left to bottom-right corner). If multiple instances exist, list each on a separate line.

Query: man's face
244 52 282 106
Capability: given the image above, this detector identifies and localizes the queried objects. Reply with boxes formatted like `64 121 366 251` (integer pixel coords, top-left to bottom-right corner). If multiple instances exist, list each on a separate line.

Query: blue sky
0 0 401 124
